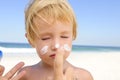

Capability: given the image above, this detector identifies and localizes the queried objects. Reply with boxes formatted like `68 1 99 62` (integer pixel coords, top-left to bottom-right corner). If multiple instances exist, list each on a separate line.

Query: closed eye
41 37 50 40
61 36 69 38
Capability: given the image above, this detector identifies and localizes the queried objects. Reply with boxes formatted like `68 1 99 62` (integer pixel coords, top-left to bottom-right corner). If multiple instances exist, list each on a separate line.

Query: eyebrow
61 31 71 34
39 32 52 36
39 30 71 37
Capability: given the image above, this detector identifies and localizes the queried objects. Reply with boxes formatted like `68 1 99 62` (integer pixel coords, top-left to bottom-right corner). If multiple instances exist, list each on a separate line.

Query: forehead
33 17 73 32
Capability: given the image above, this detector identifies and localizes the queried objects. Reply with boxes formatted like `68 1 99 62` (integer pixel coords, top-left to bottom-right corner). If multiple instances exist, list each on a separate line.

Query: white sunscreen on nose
63 44 71 52
55 43 60 49
41 46 48 55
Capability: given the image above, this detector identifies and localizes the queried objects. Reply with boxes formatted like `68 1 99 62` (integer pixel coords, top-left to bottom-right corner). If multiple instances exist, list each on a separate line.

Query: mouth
49 54 56 58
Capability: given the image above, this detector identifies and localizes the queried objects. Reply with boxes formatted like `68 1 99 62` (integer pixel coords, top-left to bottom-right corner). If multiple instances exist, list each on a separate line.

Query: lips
49 54 56 58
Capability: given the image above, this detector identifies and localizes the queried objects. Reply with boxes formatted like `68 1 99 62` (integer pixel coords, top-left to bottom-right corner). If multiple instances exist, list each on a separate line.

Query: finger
54 50 64 80
0 65 5 76
12 71 26 80
54 52 63 68
4 62 24 79
64 67 73 80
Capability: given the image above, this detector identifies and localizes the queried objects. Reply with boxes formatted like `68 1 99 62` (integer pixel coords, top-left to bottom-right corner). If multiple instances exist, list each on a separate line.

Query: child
1 0 93 80
20 0 93 80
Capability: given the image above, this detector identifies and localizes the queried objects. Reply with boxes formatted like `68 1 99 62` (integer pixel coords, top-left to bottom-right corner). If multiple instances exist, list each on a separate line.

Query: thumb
0 65 5 76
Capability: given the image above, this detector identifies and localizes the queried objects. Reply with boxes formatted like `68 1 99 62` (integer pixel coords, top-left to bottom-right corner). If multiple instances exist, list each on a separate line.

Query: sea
0 42 120 52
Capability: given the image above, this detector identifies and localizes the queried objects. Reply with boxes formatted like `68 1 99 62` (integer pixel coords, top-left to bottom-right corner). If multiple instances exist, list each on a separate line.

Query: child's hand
54 50 73 80
0 62 26 80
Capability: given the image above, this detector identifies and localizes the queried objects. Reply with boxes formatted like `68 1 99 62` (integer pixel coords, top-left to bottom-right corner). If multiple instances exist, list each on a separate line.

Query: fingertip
15 62 25 69
20 62 25 65
0 65 5 75
0 65 5 71
18 62 25 66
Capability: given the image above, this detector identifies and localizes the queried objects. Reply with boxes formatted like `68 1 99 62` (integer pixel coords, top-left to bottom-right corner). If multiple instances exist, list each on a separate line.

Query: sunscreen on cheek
41 46 48 55
63 44 71 52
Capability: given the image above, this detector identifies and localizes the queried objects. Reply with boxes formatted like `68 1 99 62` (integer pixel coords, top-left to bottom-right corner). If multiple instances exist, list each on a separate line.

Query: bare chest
26 70 54 80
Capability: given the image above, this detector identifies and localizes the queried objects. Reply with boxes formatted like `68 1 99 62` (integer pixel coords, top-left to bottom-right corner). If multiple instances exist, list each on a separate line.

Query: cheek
64 50 70 59
61 44 72 58
35 45 49 56
63 44 71 52
41 46 48 55
34 40 50 56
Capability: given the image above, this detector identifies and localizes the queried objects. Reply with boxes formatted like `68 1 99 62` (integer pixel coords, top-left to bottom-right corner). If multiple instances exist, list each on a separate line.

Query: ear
25 33 35 48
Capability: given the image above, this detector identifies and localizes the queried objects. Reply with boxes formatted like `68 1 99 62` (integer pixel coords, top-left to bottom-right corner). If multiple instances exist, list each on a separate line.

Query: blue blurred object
0 50 3 60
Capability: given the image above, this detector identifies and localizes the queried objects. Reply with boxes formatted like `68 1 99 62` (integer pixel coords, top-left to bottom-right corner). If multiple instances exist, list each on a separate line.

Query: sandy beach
0 48 120 80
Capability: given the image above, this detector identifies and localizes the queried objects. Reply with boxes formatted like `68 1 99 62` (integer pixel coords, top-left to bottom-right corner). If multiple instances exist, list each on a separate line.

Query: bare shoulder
18 62 45 80
18 64 39 80
18 65 33 80
19 65 33 74
73 67 94 80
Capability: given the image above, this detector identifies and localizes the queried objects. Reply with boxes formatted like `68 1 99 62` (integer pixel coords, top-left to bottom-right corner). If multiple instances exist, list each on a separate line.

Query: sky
0 0 120 47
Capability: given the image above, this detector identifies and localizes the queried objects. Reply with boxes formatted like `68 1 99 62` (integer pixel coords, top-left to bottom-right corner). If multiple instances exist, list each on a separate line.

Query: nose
51 38 60 51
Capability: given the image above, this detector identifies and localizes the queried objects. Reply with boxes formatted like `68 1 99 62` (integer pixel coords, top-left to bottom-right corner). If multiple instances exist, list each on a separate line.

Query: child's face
33 20 73 66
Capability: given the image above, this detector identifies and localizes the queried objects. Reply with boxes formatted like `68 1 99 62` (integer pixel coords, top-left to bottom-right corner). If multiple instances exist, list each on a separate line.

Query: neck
40 60 71 71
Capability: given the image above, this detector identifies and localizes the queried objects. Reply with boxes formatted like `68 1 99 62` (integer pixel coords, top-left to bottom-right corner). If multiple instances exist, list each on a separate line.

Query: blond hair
25 0 77 44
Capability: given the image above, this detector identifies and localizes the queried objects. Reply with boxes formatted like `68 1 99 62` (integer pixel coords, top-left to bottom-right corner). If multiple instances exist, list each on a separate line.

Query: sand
0 48 120 80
